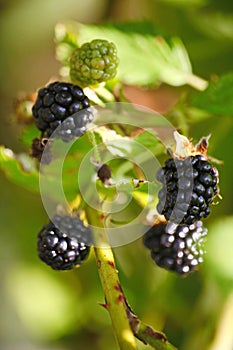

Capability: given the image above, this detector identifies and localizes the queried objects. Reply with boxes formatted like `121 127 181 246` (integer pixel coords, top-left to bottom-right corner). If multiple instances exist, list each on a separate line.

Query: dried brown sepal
30 137 52 164
171 131 214 159
97 163 112 184
195 135 211 156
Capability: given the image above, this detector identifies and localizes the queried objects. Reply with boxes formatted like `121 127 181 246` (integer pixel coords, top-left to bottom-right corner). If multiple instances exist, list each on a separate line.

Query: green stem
85 206 178 350
85 206 138 350
127 305 178 350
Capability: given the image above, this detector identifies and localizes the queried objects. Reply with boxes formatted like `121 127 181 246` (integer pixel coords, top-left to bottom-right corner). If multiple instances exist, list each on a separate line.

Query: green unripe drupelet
70 39 119 86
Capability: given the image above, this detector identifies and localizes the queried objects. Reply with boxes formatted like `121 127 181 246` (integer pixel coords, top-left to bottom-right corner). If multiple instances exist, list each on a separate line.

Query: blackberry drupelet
156 155 219 224
37 215 92 270
70 39 119 86
143 221 207 275
32 81 93 142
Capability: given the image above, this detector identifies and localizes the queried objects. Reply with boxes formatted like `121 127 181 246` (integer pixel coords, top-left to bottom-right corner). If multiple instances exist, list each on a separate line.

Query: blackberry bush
32 81 93 142
70 39 119 86
156 154 219 225
1 21 224 350
37 215 92 270
143 221 207 275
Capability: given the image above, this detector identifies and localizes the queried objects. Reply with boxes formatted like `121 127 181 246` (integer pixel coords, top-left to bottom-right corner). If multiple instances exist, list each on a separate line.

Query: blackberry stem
85 206 178 350
85 206 138 350
127 306 177 350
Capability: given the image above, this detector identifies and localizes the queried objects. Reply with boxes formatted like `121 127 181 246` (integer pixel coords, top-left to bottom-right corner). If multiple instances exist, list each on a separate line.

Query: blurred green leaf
206 216 233 293
134 130 165 155
0 146 39 193
103 20 164 36
158 0 207 6
193 13 233 40
20 124 40 147
6 265 82 340
55 21 207 89
191 72 233 115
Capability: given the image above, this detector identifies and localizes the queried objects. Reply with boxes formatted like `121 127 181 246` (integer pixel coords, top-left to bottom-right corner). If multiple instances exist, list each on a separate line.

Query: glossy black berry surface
37 215 92 270
32 82 93 141
156 155 219 224
143 221 207 275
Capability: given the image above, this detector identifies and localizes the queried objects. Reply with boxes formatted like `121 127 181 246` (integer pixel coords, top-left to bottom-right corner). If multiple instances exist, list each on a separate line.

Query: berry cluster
70 39 119 86
156 155 219 225
143 221 207 275
143 151 219 275
37 215 92 270
32 81 93 142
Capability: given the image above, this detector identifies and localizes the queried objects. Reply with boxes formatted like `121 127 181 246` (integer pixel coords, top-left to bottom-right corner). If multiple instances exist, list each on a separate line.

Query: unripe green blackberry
143 221 207 275
37 215 92 270
156 155 219 225
32 81 93 142
70 39 119 86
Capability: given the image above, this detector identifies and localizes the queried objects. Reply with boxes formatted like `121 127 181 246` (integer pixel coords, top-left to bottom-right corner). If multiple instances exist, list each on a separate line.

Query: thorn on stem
117 294 124 303
114 282 123 292
98 302 109 310
107 260 115 268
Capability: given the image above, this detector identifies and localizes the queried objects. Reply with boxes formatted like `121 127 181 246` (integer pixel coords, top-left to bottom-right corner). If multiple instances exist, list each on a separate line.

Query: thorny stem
85 206 138 350
127 304 177 350
85 206 178 350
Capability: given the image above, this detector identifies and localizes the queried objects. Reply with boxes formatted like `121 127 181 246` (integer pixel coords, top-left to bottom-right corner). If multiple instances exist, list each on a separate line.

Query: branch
126 303 178 350
85 206 138 350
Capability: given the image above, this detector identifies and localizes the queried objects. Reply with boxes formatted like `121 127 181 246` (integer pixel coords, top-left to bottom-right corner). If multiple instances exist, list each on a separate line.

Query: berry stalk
85 206 138 350
127 306 177 350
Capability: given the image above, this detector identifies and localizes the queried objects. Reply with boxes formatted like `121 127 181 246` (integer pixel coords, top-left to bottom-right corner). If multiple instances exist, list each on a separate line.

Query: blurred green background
0 1 233 349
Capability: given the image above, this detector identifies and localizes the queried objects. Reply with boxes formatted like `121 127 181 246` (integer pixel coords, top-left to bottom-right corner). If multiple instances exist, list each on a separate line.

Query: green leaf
100 20 164 36
55 21 207 90
20 124 40 147
134 130 165 155
158 0 207 7
0 146 40 193
191 72 233 115
206 216 233 293
193 13 233 40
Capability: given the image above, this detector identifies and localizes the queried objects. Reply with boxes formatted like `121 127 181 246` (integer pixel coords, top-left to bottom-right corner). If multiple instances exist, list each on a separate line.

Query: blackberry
70 39 119 86
156 155 219 224
143 221 207 275
37 215 92 270
32 81 93 142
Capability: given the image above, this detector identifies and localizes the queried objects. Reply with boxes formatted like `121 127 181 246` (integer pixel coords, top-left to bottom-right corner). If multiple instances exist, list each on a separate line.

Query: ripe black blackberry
70 39 119 86
32 81 93 142
143 221 207 275
156 154 219 225
37 215 92 270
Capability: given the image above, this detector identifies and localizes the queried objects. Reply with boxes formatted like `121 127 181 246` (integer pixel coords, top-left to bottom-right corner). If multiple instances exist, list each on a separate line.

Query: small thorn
107 260 115 268
117 294 124 303
114 282 123 292
98 302 109 310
